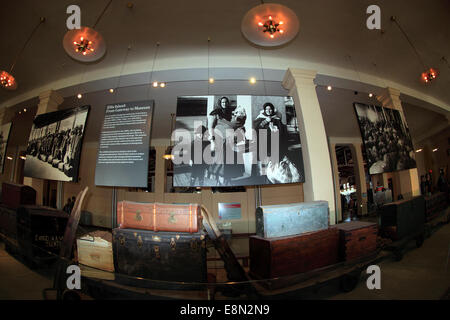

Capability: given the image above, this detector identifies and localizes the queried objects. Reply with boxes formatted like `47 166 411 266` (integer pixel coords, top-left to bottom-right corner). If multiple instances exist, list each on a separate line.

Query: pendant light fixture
391 16 439 84
63 0 112 62
0 17 45 90
241 1 299 47
148 42 165 88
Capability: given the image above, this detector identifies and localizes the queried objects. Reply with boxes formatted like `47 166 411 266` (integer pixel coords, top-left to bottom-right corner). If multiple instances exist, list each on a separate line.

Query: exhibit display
173 95 305 187
353 102 417 175
95 100 154 188
0 122 11 173
24 106 90 182
334 221 378 261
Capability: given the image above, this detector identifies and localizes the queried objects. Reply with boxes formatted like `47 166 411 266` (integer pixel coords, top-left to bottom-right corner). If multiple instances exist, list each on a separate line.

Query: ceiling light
432 148 438 152
249 77 256 84
159 82 166 88
415 149 423 153
327 85 332 91
63 27 106 62
0 71 17 90
241 3 300 47
23 108 26 112
6 156 13 161
20 156 27 160
421 68 439 83
209 78 214 84
77 93 82 99
109 88 114 93
152 81 158 87
369 93 374 97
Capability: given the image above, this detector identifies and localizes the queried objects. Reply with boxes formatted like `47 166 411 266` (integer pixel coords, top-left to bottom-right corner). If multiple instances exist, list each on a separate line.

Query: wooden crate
334 221 378 261
249 228 339 280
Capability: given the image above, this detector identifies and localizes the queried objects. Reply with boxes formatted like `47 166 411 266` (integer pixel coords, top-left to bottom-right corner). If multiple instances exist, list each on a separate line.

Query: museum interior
0 0 449 301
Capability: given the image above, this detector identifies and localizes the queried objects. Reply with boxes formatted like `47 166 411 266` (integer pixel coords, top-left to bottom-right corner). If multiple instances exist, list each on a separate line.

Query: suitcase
1 182 36 209
255 201 329 238
16 205 69 262
249 228 339 282
0 205 17 239
334 221 378 261
380 196 425 240
112 228 207 289
117 201 201 233
76 229 114 272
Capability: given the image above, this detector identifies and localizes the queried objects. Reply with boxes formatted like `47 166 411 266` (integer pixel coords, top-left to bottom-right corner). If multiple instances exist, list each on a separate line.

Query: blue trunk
256 201 329 238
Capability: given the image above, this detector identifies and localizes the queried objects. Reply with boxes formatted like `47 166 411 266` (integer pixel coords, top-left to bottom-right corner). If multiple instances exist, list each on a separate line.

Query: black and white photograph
24 105 90 182
173 95 305 187
353 102 416 175
0 122 12 174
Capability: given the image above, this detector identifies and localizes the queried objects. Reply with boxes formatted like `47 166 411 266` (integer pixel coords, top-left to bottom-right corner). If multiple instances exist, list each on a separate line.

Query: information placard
95 100 154 187
218 203 242 220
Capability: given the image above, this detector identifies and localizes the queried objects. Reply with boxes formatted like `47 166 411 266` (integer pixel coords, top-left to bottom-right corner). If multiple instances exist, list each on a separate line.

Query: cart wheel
339 271 360 293
415 235 424 248
393 249 403 261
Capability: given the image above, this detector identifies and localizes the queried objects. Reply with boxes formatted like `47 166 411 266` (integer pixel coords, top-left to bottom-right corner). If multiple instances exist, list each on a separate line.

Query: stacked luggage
334 221 378 261
249 201 340 286
112 201 207 289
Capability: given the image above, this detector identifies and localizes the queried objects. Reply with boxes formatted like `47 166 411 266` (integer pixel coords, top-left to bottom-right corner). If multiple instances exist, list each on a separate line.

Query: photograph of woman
173 95 305 187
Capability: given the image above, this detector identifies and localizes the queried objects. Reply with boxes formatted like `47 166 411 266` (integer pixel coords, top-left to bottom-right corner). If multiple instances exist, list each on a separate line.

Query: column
23 90 64 205
376 87 420 198
349 143 368 215
282 68 336 225
329 143 342 222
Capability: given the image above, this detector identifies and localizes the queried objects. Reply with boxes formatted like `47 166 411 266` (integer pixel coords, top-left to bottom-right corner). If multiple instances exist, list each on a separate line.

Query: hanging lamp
163 113 175 160
241 1 299 47
0 17 45 90
62 0 112 62
391 16 439 84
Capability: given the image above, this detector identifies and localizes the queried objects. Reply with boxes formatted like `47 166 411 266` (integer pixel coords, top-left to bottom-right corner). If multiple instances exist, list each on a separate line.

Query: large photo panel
353 102 416 175
24 105 90 182
173 95 305 187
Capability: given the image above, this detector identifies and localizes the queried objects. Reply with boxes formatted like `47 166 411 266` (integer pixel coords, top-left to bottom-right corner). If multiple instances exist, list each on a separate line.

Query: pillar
349 143 368 215
282 69 336 225
23 90 64 205
376 87 420 199
329 143 342 222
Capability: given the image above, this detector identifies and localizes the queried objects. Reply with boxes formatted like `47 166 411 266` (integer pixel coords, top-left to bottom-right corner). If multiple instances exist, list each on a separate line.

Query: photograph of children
24 105 90 182
173 95 305 187
0 122 12 174
353 102 416 175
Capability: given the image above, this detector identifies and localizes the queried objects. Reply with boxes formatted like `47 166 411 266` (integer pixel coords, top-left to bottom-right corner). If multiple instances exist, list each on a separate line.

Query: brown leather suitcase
117 201 201 233
249 228 339 281
334 221 378 261
1 182 36 209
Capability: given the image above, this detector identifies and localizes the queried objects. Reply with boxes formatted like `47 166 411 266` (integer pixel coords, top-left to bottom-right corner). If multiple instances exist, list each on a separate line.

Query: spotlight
415 149 423 153
152 82 158 87
6 156 13 160
432 148 438 152
109 88 114 93
77 93 82 99
249 77 256 84
327 85 332 91
159 82 166 88
369 93 373 98
209 78 215 84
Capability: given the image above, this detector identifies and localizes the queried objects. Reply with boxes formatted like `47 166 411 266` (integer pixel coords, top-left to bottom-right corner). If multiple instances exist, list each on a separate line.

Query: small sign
218 203 242 220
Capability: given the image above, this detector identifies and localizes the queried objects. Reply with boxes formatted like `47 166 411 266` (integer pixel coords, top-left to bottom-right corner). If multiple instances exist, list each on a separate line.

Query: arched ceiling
0 0 449 114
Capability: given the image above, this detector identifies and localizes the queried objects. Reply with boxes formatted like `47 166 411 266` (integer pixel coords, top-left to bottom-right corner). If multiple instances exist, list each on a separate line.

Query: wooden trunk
380 196 425 240
0 205 17 239
112 228 207 289
249 228 339 280
76 229 114 272
16 205 69 261
255 201 329 238
334 221 378 261
117 201 201 233
1 182 36 209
